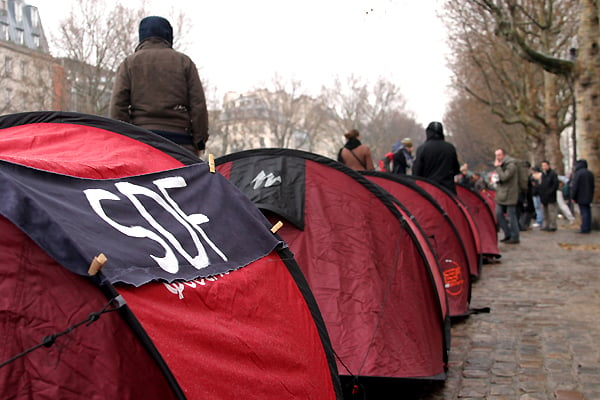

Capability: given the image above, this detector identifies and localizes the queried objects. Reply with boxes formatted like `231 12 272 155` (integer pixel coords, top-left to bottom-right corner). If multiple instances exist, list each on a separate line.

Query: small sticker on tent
442 259 464 296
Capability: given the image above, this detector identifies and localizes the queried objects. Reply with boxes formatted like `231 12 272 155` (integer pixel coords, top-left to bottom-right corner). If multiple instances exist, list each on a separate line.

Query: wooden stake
270 220 284 233
209 154 215 173
88 253 108 276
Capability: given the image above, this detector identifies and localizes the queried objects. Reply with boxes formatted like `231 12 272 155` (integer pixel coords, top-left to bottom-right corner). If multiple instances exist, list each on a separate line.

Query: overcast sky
34 0 451 126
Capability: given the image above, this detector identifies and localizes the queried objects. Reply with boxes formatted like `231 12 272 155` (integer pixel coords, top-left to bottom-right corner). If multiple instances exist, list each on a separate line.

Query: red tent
404 176 482 279
361 172 473 317
216 149 449 389
456 185 500 260
0 112 341 399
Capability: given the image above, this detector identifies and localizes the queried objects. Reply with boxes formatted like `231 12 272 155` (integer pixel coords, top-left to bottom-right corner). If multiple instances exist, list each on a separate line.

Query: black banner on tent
0 160 282 286
229 155 306 230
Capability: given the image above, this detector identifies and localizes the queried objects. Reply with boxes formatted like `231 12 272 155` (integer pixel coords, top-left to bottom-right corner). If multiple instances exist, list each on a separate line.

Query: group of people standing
494 151 595 244
338 121 461 195
338 125 595 241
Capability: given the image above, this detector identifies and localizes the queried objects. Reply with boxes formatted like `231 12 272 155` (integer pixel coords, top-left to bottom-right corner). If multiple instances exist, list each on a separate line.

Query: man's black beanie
139 16 173 46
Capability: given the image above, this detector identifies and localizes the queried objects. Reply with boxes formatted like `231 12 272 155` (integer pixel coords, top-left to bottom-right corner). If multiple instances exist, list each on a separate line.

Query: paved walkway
409 219 600 400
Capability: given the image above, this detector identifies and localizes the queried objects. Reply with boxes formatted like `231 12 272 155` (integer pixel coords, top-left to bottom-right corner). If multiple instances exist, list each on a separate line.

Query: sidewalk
415 219 600 400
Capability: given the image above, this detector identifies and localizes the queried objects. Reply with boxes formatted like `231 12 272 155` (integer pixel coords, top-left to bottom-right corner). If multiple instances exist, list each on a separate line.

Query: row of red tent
0 112 500 399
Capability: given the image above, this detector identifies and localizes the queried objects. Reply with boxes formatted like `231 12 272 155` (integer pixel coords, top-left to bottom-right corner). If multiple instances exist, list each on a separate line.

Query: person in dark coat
392 137 414 174
381 138 414 174
110 16 209 155
413 121 460 194
457 163 473 189
471 172 488 191
518 170 536 231
536 160 560 232
571 159 595 233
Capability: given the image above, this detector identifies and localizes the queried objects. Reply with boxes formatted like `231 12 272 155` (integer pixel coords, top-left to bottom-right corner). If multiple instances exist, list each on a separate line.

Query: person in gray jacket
494 148 520 244
110 16 209 155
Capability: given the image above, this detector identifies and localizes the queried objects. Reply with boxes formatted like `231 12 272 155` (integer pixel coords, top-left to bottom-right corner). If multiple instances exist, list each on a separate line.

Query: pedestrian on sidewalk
557 180 575 223
530 166 544 227
536 160 560 232
413 121 460 194
518 169 536 231
493 148 520 244
571 159 595 234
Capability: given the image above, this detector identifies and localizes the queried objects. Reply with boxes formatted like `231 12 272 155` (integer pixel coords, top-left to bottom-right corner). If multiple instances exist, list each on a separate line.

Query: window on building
20 90 26 111
32 34 39 47
5 88 12 106
5 56 12 77
30 7 39 27
20 61 27 80
0 0 6 12
14 1 22 22
0 23 8 41
16 29 24 45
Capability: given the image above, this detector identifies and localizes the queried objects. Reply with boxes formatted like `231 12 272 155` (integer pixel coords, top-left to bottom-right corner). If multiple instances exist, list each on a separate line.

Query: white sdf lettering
84 176 227 274
152 177 227 262
85 188 179 273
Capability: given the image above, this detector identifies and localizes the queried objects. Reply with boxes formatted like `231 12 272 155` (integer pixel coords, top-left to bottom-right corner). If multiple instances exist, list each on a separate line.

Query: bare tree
445 94 531 171
457 0 600 203
213 75 339 158
322 75 420 161
443 0 574 173
211 75 419 161
50 0 144 115
202 81 230 157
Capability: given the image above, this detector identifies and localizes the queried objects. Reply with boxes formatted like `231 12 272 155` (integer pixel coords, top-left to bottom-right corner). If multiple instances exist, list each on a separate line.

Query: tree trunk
544 72 565 173
576 0 600 211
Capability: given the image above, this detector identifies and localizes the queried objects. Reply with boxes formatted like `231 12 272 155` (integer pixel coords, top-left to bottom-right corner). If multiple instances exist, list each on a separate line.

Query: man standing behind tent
571 159 595 234
110 16 209 156
493 148 520 244
337 129 375 171
413 121 460 194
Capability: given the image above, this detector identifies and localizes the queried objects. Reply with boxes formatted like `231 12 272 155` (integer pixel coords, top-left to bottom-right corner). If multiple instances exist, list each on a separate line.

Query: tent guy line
0 295 125 369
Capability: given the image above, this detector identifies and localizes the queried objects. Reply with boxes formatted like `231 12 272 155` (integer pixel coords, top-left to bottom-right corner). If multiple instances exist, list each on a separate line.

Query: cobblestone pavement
403 219 600 400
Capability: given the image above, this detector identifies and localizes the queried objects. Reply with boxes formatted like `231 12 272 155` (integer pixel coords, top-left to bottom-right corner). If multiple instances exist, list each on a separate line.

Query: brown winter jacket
109 38 209 150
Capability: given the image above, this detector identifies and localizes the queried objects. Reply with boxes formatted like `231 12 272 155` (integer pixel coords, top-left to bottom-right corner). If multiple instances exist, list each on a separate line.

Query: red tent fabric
456 185 500 259
0 216 178 399
362 172 472 317
216 149 449 385
404 176 482 278
479 188 497 223
0 112 341 400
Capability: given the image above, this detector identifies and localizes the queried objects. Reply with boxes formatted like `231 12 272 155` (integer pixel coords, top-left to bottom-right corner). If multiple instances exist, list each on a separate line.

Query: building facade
0 0 62 114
